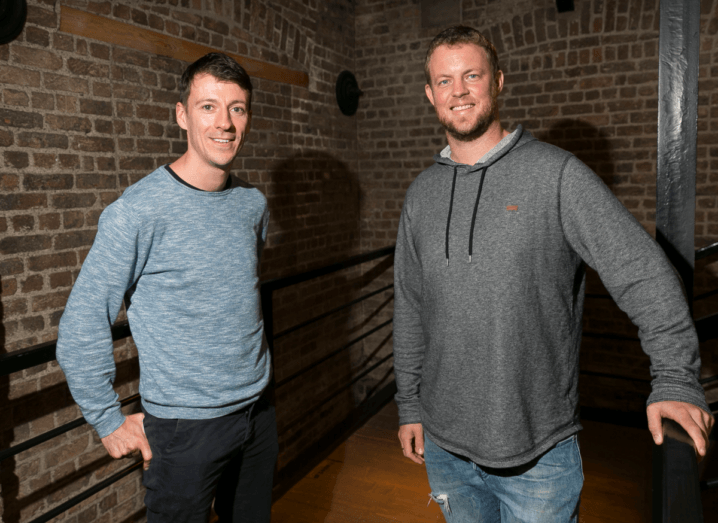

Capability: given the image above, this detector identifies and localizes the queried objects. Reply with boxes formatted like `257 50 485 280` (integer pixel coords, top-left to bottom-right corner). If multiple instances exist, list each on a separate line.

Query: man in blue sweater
57 53 275 523
394 26 714 522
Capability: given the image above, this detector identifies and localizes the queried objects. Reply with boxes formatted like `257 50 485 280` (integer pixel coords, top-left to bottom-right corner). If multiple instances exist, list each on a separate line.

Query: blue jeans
141 395 278 523
424 434 583 522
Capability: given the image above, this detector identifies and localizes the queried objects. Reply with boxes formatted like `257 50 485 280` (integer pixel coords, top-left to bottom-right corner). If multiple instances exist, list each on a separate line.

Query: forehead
188 73 249 103
428 43 490 76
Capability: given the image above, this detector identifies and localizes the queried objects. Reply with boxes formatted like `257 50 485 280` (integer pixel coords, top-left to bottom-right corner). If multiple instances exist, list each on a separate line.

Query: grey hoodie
393 126 708 468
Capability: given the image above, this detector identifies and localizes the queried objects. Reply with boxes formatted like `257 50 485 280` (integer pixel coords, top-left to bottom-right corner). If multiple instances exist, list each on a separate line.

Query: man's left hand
647 400 714 458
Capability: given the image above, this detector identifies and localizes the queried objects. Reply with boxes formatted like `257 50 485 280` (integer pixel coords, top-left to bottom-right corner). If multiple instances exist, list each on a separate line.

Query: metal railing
0 245 396 523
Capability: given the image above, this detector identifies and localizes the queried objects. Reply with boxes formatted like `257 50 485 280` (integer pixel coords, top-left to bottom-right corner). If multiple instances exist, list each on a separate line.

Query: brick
0 65 42 88
1 278 17 297
76 174 117 190
4 151 29 168
50 271 73 289
17 132 69 149
0 235 52 255
12 46 63 70
0 258 24 276
51 193 97 209
137 139 169 153
1 174 19 194
137 104 169 120
3 89 30 106
63 210 85 229
12 215 34 232
31 92 54 110
67 58 110 78
80 99 113 116
22 275 44 293
0 129 13 147
24 174 74 191
28 252 77 272
113 48 150 67
71 136 115 153
54 230 96 251
39 213 61 230
46 115 92 132
44 73 90 94
95 119 114 134
112 84 150 101
0 108 43 129
119 157 155 171
131 8 149 25
27 4 57 28
32 289 71 313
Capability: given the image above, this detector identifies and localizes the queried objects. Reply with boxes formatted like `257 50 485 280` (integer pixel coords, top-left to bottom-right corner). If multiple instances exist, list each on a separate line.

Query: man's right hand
398 423 425 464
101 413 153 470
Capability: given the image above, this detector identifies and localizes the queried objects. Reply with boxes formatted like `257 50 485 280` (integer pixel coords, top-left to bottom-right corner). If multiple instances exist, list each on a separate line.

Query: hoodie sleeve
393 196 426 425
559 156 709 413
56 199 147 438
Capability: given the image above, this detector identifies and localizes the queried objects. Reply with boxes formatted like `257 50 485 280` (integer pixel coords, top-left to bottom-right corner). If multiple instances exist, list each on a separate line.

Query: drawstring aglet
446 258 449 266
469 255 472 263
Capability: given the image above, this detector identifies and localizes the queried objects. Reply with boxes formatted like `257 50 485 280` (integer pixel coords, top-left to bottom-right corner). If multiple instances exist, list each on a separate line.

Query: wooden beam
59 6 308 88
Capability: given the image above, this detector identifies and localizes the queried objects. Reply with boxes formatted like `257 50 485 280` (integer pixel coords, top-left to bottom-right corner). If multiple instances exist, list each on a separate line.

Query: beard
437 87 499 143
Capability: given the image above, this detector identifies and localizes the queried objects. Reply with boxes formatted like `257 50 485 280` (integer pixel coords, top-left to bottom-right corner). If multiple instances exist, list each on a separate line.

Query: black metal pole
654 1 702 521
656 0 700 308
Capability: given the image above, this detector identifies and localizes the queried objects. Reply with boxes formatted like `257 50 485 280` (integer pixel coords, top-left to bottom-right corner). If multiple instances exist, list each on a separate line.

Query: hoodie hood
435 125 533 264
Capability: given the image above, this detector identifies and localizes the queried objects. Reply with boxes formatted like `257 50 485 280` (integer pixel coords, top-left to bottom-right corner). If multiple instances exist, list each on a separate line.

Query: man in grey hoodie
393 25 714 522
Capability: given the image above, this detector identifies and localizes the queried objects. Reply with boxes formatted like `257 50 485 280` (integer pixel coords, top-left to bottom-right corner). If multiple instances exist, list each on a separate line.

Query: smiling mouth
451 104 474 111
212 138 233 143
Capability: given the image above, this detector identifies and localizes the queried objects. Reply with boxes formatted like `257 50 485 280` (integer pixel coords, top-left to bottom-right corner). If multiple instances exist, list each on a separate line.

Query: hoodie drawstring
445 166 488 265
445 166 458 266
468 167 488 262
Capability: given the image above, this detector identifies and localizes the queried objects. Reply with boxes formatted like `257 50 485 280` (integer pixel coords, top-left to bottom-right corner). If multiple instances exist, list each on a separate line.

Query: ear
425 84 436 107
495 70 504 94
176 102 188 131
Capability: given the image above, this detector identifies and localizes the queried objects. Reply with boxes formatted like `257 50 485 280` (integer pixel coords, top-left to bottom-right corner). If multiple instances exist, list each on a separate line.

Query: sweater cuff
94 409 126 439
396 398 422 426
646 383 710 415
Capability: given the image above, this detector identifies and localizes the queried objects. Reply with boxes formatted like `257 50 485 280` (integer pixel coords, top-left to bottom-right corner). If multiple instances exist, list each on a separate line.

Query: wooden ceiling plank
59 6 308 88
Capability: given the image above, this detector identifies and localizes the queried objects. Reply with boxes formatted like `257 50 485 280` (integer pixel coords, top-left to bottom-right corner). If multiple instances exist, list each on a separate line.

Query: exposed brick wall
354 0 718 414
2 0 718 520
0 0 399 521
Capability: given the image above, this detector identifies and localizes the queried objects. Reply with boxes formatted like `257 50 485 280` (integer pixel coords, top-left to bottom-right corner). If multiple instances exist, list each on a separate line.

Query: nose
215 107 234 130
452 79 469 97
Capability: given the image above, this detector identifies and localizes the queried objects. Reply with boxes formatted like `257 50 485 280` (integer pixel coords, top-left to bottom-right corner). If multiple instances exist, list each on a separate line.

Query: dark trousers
141 396 278 523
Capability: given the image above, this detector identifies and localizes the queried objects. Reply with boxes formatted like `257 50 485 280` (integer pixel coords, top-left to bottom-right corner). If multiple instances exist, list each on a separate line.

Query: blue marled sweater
57 166 271 438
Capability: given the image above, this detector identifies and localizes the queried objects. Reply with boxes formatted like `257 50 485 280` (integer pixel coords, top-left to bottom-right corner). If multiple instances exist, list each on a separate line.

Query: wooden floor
272 400 716 523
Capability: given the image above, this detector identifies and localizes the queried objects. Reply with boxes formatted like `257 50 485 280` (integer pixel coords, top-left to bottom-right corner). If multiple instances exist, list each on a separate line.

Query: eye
231 106 246 115
202 104 213 111
438 79 449 86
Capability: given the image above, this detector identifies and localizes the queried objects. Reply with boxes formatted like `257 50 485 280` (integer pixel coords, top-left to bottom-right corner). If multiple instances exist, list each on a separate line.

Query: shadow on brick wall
260 150 393 477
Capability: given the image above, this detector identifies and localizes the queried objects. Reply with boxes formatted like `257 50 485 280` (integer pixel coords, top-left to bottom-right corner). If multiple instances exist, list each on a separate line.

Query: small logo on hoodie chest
506 205 519 211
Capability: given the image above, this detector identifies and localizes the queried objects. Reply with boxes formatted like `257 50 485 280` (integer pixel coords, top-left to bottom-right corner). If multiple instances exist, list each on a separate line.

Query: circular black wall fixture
0 0 27 45
336 71 363 116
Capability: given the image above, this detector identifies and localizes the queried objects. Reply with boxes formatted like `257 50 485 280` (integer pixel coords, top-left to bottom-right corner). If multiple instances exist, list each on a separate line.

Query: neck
447 120 508 165
170 154 230 192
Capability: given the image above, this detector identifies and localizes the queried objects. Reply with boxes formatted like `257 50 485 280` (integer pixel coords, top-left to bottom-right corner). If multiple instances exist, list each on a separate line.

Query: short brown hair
179 52 253 108
424 26 500 84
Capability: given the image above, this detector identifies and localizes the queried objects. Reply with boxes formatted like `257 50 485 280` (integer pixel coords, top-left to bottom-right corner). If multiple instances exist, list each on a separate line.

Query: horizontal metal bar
694 288 718 301
275 284 394 340
580 370 651 384
275 319 393 389
261 245 395 292
582 331 641 342
280 352 395 435
0 320 132 378
696 313 718 343
27 460 142 523
702 478 718 490
0 394 140 462
696 241 718 261
698 375 718 385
